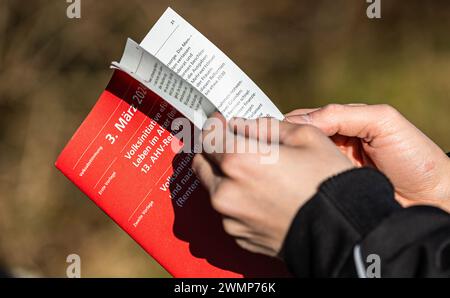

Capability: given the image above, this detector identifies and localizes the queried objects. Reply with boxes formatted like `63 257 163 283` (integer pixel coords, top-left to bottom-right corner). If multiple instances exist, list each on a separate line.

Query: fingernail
285 113 312 124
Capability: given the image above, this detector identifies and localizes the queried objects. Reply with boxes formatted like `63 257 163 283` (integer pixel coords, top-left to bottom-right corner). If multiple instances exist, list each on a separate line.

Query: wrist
280 167 402 276
440 157 450 212
398 153 450 212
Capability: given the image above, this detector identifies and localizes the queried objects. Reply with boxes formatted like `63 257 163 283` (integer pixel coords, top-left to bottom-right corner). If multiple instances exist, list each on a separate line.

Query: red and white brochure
55 8 289 277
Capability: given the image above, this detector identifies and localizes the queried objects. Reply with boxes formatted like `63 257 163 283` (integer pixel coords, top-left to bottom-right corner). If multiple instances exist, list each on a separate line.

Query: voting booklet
55 7 289 277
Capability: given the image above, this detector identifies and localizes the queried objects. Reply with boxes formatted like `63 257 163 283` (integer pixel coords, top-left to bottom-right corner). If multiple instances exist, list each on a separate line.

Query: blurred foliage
0 0 449 277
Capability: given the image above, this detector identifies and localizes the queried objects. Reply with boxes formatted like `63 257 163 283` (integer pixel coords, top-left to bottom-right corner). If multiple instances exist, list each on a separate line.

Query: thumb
285 104 395 141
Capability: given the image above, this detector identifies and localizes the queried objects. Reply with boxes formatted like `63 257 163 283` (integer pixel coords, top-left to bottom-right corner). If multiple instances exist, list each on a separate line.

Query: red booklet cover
55 69 290 277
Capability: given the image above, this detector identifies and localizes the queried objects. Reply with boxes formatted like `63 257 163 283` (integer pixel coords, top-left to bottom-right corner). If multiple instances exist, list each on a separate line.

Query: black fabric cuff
318 167 402 235
282 167 402 277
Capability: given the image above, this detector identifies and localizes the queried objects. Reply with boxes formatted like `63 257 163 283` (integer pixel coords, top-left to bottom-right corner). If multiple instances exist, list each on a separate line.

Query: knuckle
210 192 224 212
322 103 344 114
222 219 237 236
220 154 244 176
211 195 227 215
289 124 321 144
210 183 234 215
377 104 400 118
191 154 202 170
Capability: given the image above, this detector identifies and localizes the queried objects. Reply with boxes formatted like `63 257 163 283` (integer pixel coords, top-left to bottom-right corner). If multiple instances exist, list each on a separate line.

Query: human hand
286 104 450 211
192 114 353 257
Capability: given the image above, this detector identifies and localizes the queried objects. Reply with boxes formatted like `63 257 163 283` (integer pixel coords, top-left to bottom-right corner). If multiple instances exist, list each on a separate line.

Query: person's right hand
285 104 450 212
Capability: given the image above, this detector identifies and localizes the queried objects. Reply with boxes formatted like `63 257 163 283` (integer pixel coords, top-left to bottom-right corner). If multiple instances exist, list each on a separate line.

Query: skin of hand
191 114 353 257
285 104 450 212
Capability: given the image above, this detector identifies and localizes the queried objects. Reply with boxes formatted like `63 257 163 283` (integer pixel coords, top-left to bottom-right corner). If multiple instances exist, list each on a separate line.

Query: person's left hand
192 114 353 257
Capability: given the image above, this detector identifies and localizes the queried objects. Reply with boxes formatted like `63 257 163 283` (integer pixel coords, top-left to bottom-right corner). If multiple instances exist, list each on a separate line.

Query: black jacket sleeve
281 167 450 277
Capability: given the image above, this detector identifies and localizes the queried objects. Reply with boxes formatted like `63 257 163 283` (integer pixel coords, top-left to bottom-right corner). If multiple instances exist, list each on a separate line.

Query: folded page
140 7 284 121
112 39 216 128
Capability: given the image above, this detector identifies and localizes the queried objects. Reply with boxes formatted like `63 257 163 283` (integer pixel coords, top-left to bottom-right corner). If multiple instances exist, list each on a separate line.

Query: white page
140 7 284 121
112 39 216 128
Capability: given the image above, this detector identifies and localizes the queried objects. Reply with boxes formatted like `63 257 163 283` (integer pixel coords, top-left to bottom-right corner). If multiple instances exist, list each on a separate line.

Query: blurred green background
0 0 449 277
